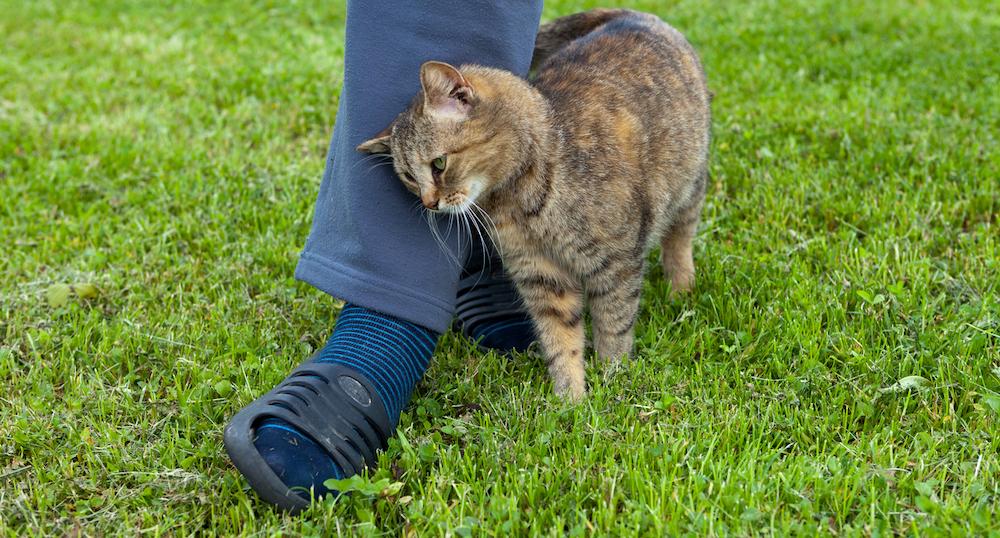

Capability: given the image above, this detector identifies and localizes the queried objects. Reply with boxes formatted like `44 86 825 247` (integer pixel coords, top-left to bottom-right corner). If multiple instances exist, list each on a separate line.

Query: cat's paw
600 356 626 374
669 270 695 297
553 376 587 401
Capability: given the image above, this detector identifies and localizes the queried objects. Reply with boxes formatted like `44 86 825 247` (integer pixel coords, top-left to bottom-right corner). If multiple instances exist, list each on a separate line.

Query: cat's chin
436 201 473 215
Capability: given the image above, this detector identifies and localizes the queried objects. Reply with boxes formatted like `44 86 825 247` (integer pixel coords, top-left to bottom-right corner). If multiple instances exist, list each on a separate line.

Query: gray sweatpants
295 1 544 333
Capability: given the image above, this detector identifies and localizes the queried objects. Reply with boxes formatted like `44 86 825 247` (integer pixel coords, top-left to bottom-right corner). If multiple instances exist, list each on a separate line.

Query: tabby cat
358 9 711 399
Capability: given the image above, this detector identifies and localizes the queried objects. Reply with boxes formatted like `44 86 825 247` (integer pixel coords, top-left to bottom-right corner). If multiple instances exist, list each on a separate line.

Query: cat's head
357 62 539 213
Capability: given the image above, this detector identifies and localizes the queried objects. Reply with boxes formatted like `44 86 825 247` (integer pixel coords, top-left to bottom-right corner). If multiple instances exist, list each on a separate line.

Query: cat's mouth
429 177 486 213
437 193 470 213
433 177 486 214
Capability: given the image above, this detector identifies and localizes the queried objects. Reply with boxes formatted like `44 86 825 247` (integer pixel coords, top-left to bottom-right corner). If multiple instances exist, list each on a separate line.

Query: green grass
2 0 998 535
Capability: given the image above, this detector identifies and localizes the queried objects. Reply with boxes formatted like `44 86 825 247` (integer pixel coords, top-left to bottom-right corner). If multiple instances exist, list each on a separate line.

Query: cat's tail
530 9 632 72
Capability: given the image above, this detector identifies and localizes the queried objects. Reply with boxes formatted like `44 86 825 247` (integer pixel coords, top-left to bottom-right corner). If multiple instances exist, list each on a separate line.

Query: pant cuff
295 251 455 334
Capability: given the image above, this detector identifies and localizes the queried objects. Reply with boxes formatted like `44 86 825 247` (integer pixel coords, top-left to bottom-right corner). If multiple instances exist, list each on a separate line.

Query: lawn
2 0 998 535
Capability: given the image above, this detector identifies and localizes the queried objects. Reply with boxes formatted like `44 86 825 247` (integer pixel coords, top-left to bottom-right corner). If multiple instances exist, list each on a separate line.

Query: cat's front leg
585 258 645 365
506 255 587 400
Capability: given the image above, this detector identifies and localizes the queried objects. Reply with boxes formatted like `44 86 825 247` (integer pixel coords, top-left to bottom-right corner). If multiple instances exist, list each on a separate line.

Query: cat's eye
432 155 447 172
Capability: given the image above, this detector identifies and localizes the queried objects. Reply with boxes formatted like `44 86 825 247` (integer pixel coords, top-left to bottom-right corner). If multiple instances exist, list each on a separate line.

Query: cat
357 9 711 399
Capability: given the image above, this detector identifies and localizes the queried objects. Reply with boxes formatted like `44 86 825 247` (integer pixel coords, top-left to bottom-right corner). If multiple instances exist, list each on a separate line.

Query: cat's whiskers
452 211 468 268
444 209 455 240
348 153 399 177
357 153 386 163
454 210 470 266
461 206 487 264
361 161 395 176
470 201 502 258
425 209 462 267
463 209 486 273
467 208 491 284
349 153 393 173
457 203 496 277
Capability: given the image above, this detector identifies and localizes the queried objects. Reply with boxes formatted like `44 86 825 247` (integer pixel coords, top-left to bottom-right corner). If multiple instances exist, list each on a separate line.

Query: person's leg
296 0 543 333
225 0 542 511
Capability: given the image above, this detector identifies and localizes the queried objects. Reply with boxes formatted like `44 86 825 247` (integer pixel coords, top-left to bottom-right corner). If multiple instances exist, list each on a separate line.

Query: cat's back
534 10 708 113
532 10 710 207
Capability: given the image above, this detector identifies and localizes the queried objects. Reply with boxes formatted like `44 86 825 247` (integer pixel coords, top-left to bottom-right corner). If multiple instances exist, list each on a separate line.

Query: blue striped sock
253 304 438 497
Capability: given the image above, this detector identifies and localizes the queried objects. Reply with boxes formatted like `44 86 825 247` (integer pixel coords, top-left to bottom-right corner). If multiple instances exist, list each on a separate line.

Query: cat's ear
356 124 393 154
420 61 475 119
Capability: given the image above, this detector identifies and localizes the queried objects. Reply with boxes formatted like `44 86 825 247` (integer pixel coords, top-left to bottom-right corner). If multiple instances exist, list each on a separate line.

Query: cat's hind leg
660 200 702 296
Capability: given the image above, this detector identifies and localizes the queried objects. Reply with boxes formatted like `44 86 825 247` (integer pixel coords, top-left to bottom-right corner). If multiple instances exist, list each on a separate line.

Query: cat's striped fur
358 9 711 399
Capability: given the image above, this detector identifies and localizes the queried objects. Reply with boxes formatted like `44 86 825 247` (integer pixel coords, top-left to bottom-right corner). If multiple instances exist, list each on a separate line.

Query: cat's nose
423 198 439 210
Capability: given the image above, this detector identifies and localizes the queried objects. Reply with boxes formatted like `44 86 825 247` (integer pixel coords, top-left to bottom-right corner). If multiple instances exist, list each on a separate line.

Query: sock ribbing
316 304 437 421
